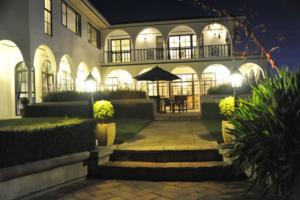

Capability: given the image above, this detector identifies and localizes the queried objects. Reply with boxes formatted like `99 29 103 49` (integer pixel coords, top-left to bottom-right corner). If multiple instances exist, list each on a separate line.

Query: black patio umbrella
134 66 180 97
134 66 180 112
134 66 180 82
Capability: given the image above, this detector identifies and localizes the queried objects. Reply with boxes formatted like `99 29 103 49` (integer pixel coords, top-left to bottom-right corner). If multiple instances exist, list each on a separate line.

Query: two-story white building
0 0 267 119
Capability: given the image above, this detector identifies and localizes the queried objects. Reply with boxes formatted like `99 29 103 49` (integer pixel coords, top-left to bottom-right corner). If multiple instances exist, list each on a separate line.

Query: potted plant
93 100 116 146
20 97 29 117
219 96 235 144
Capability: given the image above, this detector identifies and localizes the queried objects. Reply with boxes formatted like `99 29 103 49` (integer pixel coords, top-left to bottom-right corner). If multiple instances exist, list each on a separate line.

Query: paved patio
32 179 274 200
116 120 218 151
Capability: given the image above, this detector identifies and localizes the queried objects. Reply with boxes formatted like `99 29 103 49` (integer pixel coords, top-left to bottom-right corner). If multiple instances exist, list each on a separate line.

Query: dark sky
90 0 300 69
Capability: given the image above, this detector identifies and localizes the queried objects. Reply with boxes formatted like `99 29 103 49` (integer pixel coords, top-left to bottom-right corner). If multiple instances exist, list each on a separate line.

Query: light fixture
84 73 97 93
230 66 244 88
230 65 244 107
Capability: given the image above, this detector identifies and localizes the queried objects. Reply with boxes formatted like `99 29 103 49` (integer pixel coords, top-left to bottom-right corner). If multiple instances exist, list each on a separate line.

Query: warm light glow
76 63 89 92
85 78 97 92
230 73 243 88
105 70 133 89
202 64 231 85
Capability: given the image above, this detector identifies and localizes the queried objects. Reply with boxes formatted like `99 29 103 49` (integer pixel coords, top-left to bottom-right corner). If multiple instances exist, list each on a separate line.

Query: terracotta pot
222 120 235 144
95 122 116 146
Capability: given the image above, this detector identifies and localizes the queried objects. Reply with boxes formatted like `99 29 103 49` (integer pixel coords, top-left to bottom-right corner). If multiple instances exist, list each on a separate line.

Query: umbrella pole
156 80 160 113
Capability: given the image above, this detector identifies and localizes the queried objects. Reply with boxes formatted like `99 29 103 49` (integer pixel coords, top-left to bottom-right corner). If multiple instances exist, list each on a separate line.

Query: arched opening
0 40 28 118
15 62 35 116
105 30 132 63
57 55 73 91
239 63 265 82
105 70 133 90
201 23 231 58
135 28 164 61
33 45 57 102
171 66 199 110
76 62 89 92
91 67 101 90
168 25 197 60
201 64 231 94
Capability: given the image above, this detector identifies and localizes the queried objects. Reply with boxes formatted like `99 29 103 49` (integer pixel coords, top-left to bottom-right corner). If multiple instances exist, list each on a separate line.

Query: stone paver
31 179 276 200
116 121 218 150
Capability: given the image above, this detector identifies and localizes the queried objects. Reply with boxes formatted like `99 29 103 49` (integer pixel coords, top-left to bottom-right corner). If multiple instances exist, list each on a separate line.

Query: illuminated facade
0 0 267 119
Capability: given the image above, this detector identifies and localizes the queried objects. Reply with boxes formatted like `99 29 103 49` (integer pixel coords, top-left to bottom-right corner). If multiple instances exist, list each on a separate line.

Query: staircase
155 112 201 121
97 148 243 181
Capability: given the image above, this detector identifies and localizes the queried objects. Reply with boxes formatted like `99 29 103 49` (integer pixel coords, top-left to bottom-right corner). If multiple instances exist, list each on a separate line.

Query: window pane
67 8 76 33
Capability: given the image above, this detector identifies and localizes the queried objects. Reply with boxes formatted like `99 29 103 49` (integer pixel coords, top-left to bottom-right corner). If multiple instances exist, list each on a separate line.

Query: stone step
110 149 223 162
98 161 243 181
155 113 201 121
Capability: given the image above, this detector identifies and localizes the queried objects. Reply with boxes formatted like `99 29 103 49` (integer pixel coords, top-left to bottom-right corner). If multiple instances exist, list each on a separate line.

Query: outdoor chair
174 95 188 112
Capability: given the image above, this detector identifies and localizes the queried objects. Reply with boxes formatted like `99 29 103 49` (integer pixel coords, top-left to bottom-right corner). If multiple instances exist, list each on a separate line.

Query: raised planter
96 122 116 146
0 152 89 200
222 120 234 144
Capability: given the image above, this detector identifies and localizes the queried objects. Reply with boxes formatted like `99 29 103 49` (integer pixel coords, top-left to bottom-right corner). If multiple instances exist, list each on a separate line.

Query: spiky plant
228 68 300 196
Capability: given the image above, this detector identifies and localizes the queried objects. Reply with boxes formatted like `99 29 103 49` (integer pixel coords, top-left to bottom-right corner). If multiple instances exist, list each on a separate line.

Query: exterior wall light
230 65 244 106
84 73 97 93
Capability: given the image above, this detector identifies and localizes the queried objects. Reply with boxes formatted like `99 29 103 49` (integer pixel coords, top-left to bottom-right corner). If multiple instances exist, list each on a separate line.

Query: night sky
90 0 300 69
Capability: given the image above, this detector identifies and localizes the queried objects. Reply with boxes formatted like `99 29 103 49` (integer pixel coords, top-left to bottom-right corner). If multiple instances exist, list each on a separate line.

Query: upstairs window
88 23 101 49
44 0 52 36
110 39 131 63
61 1 81 36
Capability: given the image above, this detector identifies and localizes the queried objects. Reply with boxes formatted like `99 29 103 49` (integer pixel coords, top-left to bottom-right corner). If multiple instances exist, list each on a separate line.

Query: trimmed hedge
0 119 96 168
25 101 154 119
43 90 146 102
207 84 251 95
201 103 224 120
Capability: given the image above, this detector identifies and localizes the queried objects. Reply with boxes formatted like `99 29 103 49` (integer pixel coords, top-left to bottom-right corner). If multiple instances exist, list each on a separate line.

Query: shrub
93 100 114 122
219 96 235 119
20 97 30 106
228 68 300 196
207 83 252 95
0 119 96 168
43 90 146 102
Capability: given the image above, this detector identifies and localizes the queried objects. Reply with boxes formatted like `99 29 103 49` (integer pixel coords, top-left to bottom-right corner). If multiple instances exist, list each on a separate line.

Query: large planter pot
96 122 116 146
222 120 234 144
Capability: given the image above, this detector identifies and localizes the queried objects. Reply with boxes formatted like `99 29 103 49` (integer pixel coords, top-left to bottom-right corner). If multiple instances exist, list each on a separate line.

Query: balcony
103 44 232 65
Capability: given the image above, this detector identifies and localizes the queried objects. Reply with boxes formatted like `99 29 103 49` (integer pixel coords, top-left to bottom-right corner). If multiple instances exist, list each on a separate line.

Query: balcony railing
103 44 232 64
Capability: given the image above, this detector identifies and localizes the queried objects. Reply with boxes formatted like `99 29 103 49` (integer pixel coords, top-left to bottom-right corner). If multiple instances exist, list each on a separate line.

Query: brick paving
31 179 276 200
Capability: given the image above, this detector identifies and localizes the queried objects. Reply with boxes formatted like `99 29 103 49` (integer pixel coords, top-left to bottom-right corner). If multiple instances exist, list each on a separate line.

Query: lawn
202 120 223 143
114 118 151 144
0 118 85 131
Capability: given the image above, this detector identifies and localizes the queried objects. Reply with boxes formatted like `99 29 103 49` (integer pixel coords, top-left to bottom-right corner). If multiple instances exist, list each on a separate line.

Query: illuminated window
88 23 101 48
44 0 52 36
168 35 196 59
61 1 81 36
15 62 35 115
106 77 119 91
42 60 55 96
58 70 73 91
110 39 131 63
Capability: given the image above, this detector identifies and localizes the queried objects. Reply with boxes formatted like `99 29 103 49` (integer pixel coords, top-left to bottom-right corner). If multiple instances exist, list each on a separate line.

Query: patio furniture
174 95 188 112
161 98 175 113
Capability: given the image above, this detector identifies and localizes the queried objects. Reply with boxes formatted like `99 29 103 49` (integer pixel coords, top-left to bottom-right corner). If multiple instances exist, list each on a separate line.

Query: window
15 62 35 115
168 35 196 59
106 77 119 91
61 1 81 36
58 70 73 91
42 60 55 96
88 23 101 48
110 39 131 63
44 0 52 35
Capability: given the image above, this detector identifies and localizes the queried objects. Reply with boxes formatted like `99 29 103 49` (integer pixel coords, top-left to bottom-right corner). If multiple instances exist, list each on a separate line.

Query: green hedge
0 119 96 168
207 84 251 95
201 103 224 120
25 101 154 119
43 90 146 102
